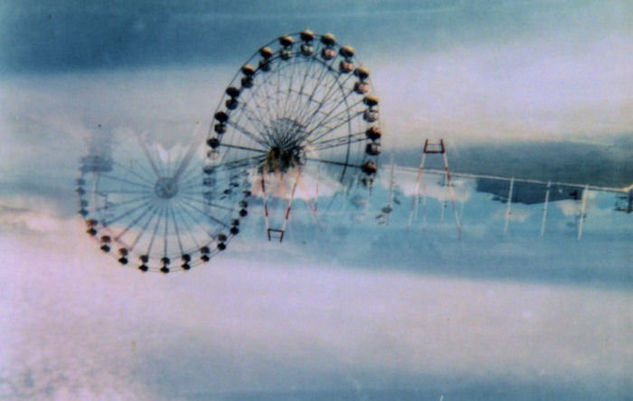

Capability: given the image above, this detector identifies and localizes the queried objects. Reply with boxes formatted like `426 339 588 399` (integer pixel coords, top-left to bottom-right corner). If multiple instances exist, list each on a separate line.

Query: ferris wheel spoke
113 161 156 186
303 111 362 146
244 77 277 130
171 202 202 250
180 188 237 212
306 99 363 139
278 58 301 111
178 174 209 193
95 193 152 212
260 72 286 120
177 175 204 193
182 210 213 253
300 72 339 118
145 203 167 257
286 94 317 128
136 134 163 179
244 84 274 119
308 90 352 125
99 174 153 190
213 154 266 171
172 141 199 181
175 198 220 243
294 56 320 108
128 202 162 251
239 103 271 137
114 200 159 242
310 132 367 151
201 199 237 213
239 107 276 146
275 55 284 122
237 89 272 129
168 204 185 256
180 181 211 200
303 71 353 124
282 65 310 119
309 113 361 144
318 68 355 103
227 90 263 142
176 165 204 188
179 157 206 183
102 197 157 227
305 52 339 103
295 77 349 131
303 91 360 137
219 142 268 154
163 201 170 258
281 56 301 118
187 196 238 229
296 93 337 129
187 169 243 193
305 156 361 169
308 106 351 135
95 189 151 194
261 69 286 121
168 176 203 203
178 196 231 230
226 121 269 148
119 158 157 184
287 63 332 109
284 87 314 111
172 123 204 179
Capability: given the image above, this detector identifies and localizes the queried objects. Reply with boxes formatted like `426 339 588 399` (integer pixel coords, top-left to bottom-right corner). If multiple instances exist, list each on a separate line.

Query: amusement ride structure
206 30 381 241
76 30 632 273
77 30 383 271
76 126 248 273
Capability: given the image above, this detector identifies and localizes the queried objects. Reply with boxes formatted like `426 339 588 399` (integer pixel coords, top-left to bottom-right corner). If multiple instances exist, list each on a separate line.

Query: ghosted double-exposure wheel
76 129 249 273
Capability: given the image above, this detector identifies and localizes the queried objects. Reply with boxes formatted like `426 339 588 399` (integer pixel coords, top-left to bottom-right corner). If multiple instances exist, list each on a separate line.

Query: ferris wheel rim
212 31 377 109
77 131 249 273
206 30 382 188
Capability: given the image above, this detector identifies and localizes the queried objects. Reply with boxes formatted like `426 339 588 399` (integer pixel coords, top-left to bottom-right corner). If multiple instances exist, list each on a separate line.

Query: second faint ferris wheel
206 29 383 240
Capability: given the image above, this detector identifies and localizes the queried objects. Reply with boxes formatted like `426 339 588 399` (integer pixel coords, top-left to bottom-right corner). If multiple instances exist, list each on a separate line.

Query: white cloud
0 198 71 235
380 165 472 202
556 190 598 216
493 207 532 223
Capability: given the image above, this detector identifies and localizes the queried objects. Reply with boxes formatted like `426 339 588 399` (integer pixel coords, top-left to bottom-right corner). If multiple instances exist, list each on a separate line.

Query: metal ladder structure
408 139 462 238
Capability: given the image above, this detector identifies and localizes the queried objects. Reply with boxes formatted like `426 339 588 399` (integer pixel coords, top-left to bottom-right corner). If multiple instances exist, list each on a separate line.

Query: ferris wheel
76 128 249 273
206 30 382 240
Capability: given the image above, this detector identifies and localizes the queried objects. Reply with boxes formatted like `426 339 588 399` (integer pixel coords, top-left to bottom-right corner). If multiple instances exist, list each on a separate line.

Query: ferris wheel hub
263 118 306 172
154 176 179 199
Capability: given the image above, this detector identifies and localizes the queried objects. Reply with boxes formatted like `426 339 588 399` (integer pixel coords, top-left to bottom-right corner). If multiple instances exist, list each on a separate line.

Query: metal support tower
408 139 462 237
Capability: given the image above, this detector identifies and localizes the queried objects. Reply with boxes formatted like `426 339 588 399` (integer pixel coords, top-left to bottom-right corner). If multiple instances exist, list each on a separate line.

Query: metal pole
540 181 551 237
408 152 426 227
504 177 514 234
441 173 448 221
442 152 462 239
577 185 588 240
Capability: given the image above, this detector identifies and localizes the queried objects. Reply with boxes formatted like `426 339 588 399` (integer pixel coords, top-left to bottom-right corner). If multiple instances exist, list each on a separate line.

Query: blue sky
1 1 633 400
